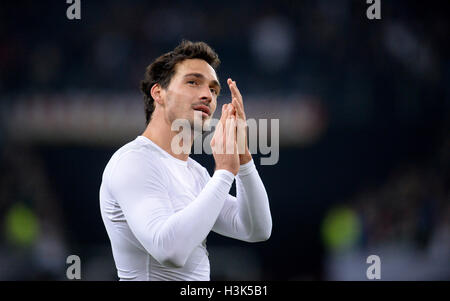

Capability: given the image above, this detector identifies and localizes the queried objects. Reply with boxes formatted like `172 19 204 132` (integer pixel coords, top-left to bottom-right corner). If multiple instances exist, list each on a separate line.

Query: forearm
235 159 272 242
158 169 234 265
119 169 234 268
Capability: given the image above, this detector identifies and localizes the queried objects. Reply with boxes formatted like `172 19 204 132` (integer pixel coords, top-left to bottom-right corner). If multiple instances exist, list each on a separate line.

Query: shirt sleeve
211 159 273 242
108 150 234 268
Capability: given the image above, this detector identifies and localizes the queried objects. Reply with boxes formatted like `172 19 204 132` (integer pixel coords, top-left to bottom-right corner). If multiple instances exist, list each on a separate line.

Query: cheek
167 90 190 109
211 100 217 115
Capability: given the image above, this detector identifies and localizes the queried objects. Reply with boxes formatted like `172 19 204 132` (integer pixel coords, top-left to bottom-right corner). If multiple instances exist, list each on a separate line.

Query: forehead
174 58 218 82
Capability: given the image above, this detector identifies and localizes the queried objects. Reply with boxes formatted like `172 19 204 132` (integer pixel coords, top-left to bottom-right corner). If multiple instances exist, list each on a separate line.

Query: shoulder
105 138 168 185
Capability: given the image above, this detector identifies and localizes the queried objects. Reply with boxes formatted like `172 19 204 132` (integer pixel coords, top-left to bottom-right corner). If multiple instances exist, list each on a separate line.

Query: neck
141 112 194 162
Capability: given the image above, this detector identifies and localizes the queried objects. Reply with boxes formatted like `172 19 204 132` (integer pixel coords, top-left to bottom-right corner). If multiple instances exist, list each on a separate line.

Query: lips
192 104 211 116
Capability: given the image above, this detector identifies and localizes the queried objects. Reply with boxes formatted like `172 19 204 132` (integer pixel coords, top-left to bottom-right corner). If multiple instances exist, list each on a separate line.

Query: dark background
0 0 448 280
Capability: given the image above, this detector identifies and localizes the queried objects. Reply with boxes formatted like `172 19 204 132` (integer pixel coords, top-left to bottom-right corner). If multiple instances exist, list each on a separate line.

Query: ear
150 83 164 105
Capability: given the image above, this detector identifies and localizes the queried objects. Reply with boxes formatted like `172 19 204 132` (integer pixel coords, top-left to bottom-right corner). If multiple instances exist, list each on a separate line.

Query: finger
232 97 244 119
228 78 238 101
232 115 238 154
225 115 237 154
213 119 224 154
214 104 228 150
236 116 246 154
228 80 245 120
232 80 243 103
225 103 232 119
222 105 234 153
232 97 246 154
218 104 231 142
228 103 236 116
228 79 243 106
219 104 229 125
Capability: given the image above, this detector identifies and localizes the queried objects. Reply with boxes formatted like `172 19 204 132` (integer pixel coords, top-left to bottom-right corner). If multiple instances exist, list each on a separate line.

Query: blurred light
250 16 294 72
4 94 327 147
321 206 361 252
290 98 328 146
383 22 436 78
4 203 39 247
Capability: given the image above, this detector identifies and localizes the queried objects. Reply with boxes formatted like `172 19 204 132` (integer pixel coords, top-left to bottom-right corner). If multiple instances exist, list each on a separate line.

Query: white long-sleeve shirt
99 135 272 281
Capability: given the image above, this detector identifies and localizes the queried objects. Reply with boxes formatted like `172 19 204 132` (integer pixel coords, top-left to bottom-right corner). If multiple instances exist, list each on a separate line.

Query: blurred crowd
0 143 67 280
355 137 449 253
0 1 448 280
1 1 448 110
323 129 449 280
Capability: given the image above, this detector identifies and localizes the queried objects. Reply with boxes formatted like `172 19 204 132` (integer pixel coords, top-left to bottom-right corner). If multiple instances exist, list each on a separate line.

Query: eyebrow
183 73 221 94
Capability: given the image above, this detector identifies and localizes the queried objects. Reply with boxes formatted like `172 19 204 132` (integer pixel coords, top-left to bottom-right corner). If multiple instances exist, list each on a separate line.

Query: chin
188 117 203 133
192 111 206 123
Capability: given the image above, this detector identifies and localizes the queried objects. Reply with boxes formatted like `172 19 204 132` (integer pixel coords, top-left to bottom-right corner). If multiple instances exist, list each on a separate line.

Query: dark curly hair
140 40 221 125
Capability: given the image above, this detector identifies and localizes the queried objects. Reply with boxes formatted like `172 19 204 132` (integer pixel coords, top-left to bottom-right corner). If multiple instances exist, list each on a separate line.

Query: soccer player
99 40 272 281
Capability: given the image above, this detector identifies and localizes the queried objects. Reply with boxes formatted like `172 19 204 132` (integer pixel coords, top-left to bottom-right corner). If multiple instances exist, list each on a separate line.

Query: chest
167 165 206 212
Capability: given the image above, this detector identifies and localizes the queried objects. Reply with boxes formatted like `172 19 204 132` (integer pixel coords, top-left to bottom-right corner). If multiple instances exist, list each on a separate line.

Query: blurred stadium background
0 0 449 280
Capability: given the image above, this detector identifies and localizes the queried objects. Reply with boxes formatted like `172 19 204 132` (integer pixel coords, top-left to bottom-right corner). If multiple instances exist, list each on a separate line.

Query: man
99 40 272 281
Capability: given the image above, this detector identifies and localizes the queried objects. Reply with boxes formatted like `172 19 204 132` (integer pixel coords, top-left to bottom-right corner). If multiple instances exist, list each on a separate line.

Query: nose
199 86 213 104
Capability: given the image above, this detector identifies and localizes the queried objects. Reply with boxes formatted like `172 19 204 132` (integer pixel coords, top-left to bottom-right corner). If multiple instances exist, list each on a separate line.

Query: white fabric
99 135 272 281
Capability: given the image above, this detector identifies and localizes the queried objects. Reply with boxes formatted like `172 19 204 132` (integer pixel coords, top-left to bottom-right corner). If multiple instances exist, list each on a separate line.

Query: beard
191 110 207 132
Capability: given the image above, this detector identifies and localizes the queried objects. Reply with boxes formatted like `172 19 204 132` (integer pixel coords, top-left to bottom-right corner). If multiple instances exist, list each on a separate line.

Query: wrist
239 149 252 165
215 167 238 177
237 158 256 176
